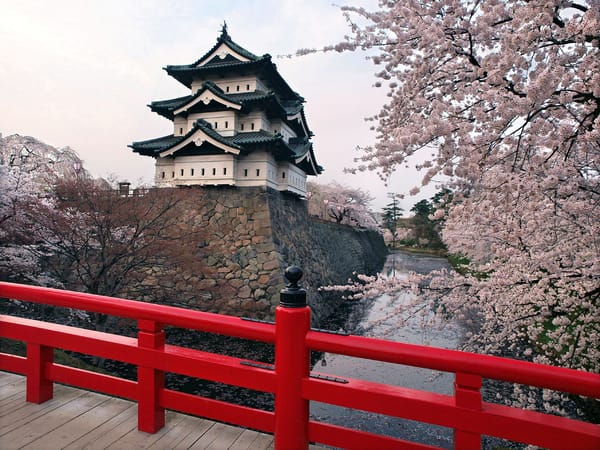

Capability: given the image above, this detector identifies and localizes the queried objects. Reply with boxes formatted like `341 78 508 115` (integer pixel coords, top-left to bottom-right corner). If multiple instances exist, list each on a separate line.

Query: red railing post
454 372 482 449
274 266 311 450
26 342 53 403
137 319 165 433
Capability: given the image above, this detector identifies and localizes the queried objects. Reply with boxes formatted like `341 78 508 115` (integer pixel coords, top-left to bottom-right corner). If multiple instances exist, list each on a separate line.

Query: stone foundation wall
146 186 386 325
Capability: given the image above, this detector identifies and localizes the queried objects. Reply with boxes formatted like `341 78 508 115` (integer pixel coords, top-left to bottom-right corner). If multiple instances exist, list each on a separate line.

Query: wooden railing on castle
0 268 599 450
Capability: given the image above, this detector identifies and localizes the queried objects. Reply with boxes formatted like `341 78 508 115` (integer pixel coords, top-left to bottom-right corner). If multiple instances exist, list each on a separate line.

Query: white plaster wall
155 158 175 187
276 162 307 195
155 151 307 194
192 76 260 95
235 150 278 189
173 117 187 136
269 120 297 142
238 110 269 133
187 111 236 137
177 154 236 186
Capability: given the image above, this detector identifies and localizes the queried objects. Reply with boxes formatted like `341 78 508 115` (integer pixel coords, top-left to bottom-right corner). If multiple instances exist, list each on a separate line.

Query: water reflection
311 251 458 448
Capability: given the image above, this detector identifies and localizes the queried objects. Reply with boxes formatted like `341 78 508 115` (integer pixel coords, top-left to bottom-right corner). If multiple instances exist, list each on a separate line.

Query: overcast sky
0 0 437 212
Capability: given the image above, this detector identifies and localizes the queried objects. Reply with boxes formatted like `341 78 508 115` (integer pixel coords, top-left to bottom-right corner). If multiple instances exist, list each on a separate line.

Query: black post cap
279 266 307 308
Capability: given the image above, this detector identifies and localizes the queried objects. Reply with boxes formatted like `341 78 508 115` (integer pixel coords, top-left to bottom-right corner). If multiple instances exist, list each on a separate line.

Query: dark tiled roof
165 59 269 84
149 95 193 120
288 137 310 157
148 81 305 126
129 134 183 155
150 82 236 120
282 100 303 116
129 121 284 157
191 27 261 68
165 46 301 102
227 91 273 102
231 131 282 145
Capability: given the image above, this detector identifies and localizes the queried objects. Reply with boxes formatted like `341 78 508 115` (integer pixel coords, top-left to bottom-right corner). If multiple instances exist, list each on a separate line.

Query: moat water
311 251 460 448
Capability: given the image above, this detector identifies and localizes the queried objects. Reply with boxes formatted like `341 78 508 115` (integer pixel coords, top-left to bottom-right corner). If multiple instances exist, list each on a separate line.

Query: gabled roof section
164 27 303 102
159 119 241 157
164 25 267 83
172 81 242 115
193 24 260 67
129 119 241 158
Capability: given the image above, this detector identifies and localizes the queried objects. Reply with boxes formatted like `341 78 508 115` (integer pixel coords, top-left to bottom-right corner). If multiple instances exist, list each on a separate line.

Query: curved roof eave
159 124 241 158
173 82 242 115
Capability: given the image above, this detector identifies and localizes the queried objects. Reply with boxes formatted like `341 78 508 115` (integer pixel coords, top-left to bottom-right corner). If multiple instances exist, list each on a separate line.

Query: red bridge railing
0 268 599 450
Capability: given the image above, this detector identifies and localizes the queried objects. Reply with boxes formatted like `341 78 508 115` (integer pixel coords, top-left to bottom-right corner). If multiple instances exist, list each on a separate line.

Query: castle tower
129 24 322 196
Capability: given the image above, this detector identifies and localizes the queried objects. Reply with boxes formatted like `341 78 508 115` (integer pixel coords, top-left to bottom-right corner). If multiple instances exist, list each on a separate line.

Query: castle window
212 168 216 176
236 85 240 92
214 122 218 129
179 127 183 135
180 169 184 176
244 169 248 177
201 168 205 176
282 172 286 179
223 168 227 175
241 123 244 131
172 171 175 178
246 84 250 91
256 169 260 177
225 121 228 128
161 171 165 179
226 86 230 92
191 168 195 176
251 123 255 130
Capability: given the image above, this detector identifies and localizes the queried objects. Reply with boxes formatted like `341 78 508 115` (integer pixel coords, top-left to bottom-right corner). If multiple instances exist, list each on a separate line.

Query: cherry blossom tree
312 1 599 377
0 165 45 284
19 178 201 298
307 181 379 230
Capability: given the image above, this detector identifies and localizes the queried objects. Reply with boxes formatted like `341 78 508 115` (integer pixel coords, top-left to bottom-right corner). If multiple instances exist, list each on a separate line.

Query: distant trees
408 189 451 249
381 195 403 247
307 181 379 230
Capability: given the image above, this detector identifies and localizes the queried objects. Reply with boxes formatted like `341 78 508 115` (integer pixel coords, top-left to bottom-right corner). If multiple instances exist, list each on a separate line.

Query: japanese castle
130 25 322 196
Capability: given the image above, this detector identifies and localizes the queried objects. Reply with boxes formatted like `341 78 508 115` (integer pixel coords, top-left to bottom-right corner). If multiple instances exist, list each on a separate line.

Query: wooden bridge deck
0 371 323 450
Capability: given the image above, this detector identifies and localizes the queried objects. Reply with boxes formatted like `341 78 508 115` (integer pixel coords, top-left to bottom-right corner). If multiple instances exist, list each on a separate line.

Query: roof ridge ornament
220 21 229 40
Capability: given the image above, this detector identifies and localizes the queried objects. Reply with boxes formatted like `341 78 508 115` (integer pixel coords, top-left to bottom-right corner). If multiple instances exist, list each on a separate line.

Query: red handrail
1 280 599 450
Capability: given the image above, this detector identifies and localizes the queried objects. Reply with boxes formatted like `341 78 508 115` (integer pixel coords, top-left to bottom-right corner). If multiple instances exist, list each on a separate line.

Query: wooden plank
169 417 217 449
205 422 245 450
0 391 106 449
147 413 211 449
21 395 132 449
0 382 73 418
229 428 273 450
62 402 138 449
0 373 307 450
104 410 184 449
188 421 244 449
65 402 139 449
0 384 83 434
0 392 26 412
0 371 21 382
0 371 22 387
